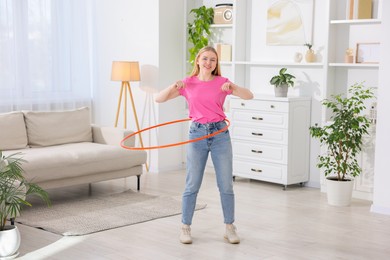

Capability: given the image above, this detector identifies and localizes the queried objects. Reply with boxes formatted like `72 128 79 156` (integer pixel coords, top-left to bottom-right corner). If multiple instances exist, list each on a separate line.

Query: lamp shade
111 61 140 81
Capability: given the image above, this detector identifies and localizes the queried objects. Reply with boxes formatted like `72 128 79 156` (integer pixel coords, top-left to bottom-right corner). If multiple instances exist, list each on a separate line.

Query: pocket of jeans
217 122 229 134
189 124 197 134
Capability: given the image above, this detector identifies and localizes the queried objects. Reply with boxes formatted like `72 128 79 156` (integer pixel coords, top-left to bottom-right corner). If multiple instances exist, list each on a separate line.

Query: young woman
155 46 253 244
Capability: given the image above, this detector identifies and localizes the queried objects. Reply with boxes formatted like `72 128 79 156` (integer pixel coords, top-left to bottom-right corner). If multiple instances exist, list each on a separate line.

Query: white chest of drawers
230 95 311 189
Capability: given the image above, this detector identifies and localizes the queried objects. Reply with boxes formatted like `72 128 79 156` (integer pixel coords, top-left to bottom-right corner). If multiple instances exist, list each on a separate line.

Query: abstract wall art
266 0 314 45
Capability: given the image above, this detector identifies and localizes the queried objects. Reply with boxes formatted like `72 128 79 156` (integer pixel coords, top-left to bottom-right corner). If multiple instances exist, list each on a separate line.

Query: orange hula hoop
121 118 230 150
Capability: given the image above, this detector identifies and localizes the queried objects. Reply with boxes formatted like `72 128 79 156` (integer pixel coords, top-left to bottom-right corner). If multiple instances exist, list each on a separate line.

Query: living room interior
1 0 390 259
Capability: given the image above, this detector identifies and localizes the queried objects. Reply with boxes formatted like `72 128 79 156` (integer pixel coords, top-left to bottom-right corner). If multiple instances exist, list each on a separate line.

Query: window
0 0 93 111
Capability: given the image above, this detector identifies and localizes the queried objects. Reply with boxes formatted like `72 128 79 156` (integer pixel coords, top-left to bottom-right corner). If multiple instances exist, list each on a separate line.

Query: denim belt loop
191 121 200 128
192 120 226 130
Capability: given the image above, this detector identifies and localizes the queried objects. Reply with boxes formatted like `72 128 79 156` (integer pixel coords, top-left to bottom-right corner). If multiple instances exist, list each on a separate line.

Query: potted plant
304 43 315 62
269 68 295 97
309 83 375 206
0 151 51 258
187 6 214 65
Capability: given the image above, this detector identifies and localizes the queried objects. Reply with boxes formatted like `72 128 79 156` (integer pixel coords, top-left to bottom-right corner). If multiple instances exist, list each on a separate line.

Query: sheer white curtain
0 0 94 112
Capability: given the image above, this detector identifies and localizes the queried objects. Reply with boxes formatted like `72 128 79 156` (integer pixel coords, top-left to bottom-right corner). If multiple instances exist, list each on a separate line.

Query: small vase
305 49 316 63
274 84 288 97
345 55 354 63
294 52 303 63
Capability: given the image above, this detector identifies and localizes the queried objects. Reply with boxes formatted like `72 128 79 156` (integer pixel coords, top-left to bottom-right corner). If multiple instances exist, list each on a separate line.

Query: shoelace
182 227 191 235
227 225 236 231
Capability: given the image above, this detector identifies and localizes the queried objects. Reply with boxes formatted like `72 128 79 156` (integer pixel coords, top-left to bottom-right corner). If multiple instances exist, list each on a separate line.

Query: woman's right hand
155 80 184 103
175 81 185 89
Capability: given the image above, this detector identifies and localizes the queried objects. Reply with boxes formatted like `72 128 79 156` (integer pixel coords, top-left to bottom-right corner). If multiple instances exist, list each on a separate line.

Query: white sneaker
180 225 192 244
224 224 240 244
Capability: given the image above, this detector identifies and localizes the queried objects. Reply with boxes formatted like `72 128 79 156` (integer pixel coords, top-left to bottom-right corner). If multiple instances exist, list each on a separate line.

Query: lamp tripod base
115 81 149 172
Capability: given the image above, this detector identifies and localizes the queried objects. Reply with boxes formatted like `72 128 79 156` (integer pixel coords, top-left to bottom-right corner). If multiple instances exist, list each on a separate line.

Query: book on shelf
346 0 372 19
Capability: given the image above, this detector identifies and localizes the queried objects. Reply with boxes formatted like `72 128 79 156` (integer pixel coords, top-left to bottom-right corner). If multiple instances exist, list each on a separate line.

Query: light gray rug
16 190 206 236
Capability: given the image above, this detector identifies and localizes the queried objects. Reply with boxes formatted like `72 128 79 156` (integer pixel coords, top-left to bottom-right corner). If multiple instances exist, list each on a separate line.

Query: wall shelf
330 19 381 25
322 0 382 199
234 61 324 67
210 24 233 28
329 63 379 68
220 61 233 66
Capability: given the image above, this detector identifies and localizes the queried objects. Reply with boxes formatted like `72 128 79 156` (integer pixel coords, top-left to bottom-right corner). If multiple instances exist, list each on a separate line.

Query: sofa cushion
24 107 93 147
3 142 146 183
0 111 28 150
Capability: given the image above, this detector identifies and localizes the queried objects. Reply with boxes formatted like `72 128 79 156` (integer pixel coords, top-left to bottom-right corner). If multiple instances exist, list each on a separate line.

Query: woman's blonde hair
190 46 221 77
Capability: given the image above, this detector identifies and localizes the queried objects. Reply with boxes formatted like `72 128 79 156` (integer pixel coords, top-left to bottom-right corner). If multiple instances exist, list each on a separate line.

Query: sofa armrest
92 125 135 147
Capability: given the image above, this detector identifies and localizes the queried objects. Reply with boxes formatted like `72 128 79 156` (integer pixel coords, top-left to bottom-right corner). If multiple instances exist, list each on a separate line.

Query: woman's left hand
221 82 254 100
221 82 235 92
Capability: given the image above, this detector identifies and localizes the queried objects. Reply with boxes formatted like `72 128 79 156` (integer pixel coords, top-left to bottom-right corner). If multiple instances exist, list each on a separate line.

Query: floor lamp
111 61 149 172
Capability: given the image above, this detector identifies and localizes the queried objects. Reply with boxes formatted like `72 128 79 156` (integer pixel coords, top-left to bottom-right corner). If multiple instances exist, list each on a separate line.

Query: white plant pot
274 84 288 97
326 178 354 206
0 225 21 259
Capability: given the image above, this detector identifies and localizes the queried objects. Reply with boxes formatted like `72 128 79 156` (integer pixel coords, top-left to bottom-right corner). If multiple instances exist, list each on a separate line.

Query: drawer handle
251 168 262 173
241 102 245 107
252 132 263 136
251 116 263 121
270 105 275 109
251 149 263 154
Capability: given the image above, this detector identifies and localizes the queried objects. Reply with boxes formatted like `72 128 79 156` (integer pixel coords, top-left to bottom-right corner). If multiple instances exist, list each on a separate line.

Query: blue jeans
182 120 235 225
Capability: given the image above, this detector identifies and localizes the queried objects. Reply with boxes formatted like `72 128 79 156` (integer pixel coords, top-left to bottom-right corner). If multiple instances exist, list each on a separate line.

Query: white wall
154 1 186 172
92 0 185 173
93 0 159 128
371 0 390 215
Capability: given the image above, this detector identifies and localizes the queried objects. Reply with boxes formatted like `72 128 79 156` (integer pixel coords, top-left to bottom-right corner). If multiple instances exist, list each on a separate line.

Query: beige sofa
0 107 147 190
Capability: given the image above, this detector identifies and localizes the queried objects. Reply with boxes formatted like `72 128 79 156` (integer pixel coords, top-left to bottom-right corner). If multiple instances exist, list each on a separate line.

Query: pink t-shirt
179 76 233 124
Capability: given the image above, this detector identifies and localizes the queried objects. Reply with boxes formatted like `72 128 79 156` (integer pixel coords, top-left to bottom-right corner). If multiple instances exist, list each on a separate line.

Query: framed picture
266 0 314 46
356 42 380 64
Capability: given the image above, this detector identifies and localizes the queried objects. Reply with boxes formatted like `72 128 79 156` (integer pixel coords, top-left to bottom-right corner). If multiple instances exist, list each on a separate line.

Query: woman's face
197 51 217 74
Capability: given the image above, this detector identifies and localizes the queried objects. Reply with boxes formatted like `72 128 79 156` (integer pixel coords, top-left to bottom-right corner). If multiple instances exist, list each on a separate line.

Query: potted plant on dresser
269 68 295 97
309 83 375 206
0 151 51 259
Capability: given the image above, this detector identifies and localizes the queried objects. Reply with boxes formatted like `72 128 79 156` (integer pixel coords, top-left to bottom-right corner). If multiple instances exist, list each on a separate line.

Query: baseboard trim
370 204 390 215
306 180 321 189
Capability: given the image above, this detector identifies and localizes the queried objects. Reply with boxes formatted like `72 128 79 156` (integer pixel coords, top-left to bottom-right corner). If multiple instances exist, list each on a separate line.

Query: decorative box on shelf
216 43 232 61
230 95 311 190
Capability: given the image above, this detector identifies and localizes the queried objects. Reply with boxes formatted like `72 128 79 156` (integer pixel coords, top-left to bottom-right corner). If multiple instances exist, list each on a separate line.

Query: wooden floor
17 169 390 260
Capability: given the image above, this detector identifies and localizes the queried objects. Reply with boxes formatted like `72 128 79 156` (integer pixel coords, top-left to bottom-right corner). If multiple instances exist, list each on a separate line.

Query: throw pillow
0 111 28 150
24 107 93 147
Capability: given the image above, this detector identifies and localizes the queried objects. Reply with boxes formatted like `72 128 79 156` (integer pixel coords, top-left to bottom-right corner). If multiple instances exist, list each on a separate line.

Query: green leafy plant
0 151 51 231
270 68 296 87
309 83 375 181
187 6 214 65
304 43 313 50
